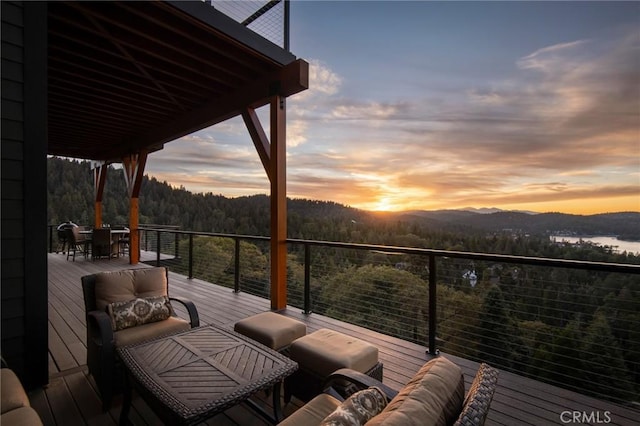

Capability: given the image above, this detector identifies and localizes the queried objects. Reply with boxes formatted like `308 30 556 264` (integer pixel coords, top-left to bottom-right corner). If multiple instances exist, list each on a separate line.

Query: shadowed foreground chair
81 267 199 411
1 357 43 425
278 357 498 426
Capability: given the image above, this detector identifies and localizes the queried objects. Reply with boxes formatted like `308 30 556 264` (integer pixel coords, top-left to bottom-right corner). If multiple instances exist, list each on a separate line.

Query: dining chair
65 227 91 261
91 228 116 260
111 225 130 256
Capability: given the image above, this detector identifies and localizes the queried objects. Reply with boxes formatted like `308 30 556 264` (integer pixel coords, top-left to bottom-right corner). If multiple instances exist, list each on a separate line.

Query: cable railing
47 225 640 407
284 238 640 408
207 0 289 50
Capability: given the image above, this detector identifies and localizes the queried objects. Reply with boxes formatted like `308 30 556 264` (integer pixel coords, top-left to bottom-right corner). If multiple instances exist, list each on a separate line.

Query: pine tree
580 312 634 401
477 285 513 368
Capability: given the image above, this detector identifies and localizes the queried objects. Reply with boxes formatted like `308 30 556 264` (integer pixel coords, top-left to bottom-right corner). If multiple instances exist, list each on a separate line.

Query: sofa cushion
113 316 191 347
319 387 387 426
107 296 174 331
1 369 30 414
278 394 341 426
94 268 167 311
234 312 307 350
366 357 465 426
1 406 43 426
290 329 379 378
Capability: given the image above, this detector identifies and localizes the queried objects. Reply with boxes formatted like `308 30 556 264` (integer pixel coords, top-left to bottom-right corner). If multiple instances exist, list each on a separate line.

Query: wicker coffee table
117 324 298 425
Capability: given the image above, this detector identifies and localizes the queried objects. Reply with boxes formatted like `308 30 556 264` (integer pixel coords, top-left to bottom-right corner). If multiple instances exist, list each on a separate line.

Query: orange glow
499 196 640 215
348 193 640 215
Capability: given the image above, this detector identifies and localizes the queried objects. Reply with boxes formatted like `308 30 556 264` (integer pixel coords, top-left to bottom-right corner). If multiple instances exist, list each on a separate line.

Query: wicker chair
278 357 499 426
454 363 499 426
81 267 199 411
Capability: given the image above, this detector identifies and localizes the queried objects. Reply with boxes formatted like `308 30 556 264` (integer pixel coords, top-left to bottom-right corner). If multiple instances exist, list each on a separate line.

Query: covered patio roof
45 0 308 310
47 0 308 162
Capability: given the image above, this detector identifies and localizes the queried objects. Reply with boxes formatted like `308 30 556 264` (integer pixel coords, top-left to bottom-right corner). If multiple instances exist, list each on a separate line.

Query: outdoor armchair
278 357 499 426
81 266 199 411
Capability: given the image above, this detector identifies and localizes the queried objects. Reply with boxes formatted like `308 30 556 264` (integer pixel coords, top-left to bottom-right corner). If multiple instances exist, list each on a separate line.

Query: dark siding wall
1 1 48 389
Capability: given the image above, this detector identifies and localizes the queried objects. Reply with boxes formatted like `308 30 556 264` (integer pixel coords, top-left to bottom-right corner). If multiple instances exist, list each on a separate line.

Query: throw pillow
107 296 174 331
319 387 387 426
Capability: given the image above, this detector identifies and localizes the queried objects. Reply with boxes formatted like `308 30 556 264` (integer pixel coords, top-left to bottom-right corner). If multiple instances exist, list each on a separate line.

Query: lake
550 235 640 254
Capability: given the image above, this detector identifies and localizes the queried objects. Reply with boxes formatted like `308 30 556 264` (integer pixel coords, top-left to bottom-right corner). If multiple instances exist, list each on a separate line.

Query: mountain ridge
47 157 640 241
393 209 640 241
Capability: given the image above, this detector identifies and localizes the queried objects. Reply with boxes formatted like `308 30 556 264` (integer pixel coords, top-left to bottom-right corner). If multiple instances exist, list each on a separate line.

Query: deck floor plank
44 374 88 426
29 385 57 426
48 323 78 372
48 301 86 369
38 253 639 426
63 370 116 426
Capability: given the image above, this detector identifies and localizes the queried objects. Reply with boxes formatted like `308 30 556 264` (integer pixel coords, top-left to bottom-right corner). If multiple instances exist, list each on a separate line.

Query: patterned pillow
319 387 387 426
107 296 174 331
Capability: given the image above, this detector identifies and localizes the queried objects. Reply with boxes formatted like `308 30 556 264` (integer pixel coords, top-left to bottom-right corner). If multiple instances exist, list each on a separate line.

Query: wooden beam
270 95 287 310
242 107 271 181
116 59 308 158
122 151 147 199
122 151 148 264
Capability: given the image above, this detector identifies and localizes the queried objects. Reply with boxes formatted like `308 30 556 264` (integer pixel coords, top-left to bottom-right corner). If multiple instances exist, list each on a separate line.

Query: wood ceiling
47 1 308 162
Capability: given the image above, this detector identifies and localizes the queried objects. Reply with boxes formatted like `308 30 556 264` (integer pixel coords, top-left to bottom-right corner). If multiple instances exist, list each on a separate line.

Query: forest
47 157 639 405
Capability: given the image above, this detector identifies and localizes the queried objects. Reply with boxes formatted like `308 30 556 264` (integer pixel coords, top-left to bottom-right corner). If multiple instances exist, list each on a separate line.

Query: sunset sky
145 1 640 215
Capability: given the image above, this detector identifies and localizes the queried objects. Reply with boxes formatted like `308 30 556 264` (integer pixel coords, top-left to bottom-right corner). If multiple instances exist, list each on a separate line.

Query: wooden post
243 97 288 310
129 197 139 263
270 95 287 310
122 151 148 264
92 162 107 228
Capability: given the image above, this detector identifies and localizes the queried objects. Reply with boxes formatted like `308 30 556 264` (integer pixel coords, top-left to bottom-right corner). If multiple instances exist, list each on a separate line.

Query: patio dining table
117 324 298 425
80 228 129 258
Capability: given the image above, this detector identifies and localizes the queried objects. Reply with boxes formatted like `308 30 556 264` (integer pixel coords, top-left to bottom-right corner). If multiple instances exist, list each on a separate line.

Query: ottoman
286 328 383 402
234 311 307 353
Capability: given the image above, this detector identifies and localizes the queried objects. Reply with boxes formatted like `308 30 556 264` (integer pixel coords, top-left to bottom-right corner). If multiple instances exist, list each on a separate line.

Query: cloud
146 25 639 214
293 59 342 102
517 40 591 72
330 101 402 120
395 29 640 175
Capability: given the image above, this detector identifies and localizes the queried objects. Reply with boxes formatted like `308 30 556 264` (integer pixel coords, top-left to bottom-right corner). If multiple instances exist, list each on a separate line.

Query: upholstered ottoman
234 312 307 353
286 329 383 402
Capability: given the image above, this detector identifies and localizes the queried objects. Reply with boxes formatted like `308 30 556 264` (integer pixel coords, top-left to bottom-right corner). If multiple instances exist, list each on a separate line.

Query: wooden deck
35 253 639 425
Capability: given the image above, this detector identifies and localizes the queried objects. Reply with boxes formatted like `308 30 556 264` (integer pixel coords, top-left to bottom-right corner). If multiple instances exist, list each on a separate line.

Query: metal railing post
156 230 161 266
234 238 240 293
303 243 311 314
49 225 54 253
174 232 179 259
428 254 438 355
284 0 290 51
188 234 194 279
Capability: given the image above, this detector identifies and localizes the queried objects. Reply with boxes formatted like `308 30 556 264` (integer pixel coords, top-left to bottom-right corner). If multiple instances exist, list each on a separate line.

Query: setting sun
372 197 393 212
